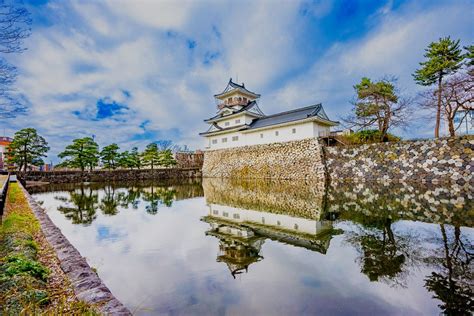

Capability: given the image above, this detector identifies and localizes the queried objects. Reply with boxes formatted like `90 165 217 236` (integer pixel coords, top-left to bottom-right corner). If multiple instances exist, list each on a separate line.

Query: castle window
213 210 219 215
212 139 217 144
233 213 240 219
261 217 265 224
232 136 239 141
275 131 279 136
224 122 230 126
222 138 227 143
294 224 299 230
260 133 264 138
223 212 229 217
277 220 281 226
292 128 296 134
235 119 240 124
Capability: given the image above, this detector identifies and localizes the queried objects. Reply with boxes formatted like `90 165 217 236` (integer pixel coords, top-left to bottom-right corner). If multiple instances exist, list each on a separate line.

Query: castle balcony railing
217 100 248 110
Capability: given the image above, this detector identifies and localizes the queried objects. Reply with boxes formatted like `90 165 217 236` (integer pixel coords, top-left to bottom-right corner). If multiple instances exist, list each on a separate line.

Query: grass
0 183 99 315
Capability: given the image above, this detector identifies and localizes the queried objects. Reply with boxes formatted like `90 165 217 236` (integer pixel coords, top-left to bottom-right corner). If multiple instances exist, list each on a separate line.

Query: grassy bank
0 183 98 314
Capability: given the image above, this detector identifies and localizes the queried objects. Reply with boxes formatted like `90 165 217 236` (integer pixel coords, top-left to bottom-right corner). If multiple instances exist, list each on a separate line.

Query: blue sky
1 0 473 162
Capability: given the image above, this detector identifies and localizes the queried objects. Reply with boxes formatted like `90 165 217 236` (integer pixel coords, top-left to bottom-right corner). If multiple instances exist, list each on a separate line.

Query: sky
1 0 473 163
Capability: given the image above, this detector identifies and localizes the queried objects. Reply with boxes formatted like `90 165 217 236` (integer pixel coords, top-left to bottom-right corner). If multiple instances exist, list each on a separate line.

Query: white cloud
1 0 472 162
270 2 474 137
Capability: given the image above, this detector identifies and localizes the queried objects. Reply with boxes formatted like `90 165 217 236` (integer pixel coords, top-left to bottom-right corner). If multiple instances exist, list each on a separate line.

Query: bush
342 129 401 145
4 254 50 282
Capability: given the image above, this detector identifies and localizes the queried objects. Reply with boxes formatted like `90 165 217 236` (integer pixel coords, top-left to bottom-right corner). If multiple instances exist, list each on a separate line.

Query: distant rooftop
0 137 12 143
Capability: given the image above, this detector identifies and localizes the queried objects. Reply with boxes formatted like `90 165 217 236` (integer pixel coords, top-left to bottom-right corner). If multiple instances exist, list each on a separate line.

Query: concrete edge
18 182 132 315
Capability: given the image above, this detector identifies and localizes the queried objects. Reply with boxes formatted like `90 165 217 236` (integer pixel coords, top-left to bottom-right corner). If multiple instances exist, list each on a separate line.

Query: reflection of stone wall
327 181 473 227
202 139 325 180
203 178 325 219
326 136 474 184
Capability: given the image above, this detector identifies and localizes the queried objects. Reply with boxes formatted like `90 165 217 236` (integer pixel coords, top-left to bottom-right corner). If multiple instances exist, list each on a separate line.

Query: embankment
0 182 131 314
202 136 473 183
19 167 201 184
325 135 473 184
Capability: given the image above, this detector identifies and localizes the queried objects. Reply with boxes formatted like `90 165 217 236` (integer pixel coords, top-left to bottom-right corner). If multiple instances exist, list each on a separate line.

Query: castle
200 78 338 150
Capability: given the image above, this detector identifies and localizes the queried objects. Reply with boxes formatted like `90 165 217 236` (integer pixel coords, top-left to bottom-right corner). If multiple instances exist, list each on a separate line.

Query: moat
30 179 473 315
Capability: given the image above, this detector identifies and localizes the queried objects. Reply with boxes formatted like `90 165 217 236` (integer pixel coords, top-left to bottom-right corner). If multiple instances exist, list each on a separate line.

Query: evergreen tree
343 77 410 141
413 37 464 137
159 149 177 167
130 147 141 169
58 137 99 171
117 150 132 169
100 143 120 169
142 143 160 170
465 44 474 67
7 128 49 171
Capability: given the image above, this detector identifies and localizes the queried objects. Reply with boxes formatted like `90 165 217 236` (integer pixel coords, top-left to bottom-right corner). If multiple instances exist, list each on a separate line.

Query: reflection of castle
202 197 339 278
205 222 264 278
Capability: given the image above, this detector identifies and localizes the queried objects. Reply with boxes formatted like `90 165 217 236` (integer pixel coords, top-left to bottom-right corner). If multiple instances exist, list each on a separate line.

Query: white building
200 79 339 150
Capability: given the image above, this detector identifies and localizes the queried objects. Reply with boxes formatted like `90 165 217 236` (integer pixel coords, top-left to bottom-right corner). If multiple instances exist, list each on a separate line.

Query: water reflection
55 185 98 225
423 224 473 314
30 178 473 315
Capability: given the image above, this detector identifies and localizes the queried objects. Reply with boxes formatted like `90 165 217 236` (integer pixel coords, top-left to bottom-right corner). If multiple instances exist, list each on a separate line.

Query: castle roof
200 103 338 136
247 103 336 130
214 78 261 99
204 100 264 123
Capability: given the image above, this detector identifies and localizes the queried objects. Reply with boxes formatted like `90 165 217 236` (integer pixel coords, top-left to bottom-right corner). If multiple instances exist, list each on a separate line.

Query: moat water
30 179 473 315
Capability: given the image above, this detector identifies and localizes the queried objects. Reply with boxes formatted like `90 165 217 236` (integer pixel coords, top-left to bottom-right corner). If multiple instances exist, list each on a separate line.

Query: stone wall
19 168 201 184
202 138 325 180
325 136 474 184
175 151 204 169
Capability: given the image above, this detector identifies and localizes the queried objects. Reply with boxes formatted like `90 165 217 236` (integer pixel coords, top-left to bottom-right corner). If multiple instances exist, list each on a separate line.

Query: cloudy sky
2 0 473 162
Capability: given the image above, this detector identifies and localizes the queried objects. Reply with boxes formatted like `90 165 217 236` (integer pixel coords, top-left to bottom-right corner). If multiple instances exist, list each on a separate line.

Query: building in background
0 137 12 171
200 78 339 150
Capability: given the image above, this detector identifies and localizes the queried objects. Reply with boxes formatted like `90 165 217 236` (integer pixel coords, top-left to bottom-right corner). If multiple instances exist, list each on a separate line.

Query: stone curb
18 183 132 315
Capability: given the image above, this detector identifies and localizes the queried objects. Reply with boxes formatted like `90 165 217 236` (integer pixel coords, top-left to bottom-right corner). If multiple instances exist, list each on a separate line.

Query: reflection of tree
424 224 473 315
345 214 418 287
142 186 176 215
119 186 141 209
56 186 98 225
99 186 122 216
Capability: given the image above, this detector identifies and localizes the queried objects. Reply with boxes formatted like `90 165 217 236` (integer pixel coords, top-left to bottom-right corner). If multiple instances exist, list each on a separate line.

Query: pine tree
58 137 99 171
159 149 177 167
100 143 120 169
413 37 464 137
142 143 160 170
7 128 49 171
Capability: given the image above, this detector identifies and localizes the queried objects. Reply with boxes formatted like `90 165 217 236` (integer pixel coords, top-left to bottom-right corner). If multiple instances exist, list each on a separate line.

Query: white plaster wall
215 113 254 129
313 122 330 137
205 121 326 150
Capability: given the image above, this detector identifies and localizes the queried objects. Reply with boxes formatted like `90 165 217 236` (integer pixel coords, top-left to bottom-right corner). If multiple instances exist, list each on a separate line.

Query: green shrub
342 129 401 145
4 254 50 282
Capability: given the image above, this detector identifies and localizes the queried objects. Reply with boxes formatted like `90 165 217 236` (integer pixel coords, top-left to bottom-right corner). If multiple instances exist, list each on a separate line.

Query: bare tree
0 1 31 118
420 72 473 137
